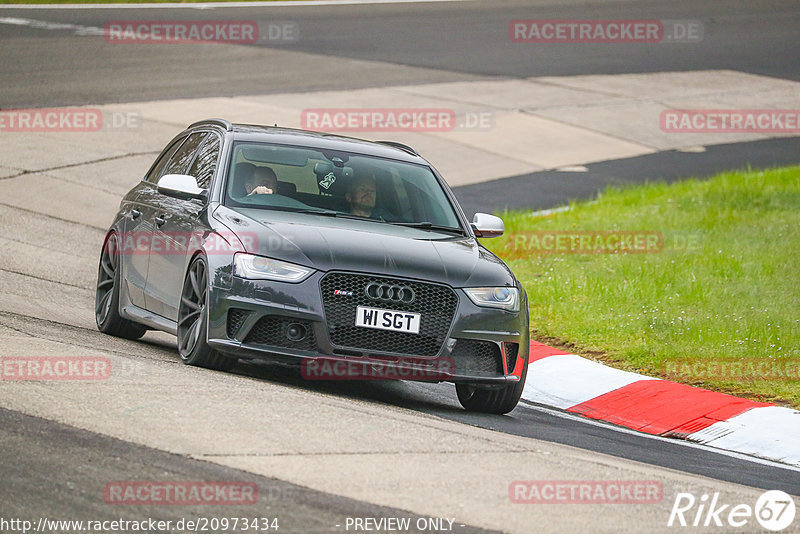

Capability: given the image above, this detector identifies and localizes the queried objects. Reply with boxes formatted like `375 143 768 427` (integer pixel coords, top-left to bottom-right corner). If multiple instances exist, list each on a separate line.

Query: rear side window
144 137 185 183
164 132 207 176
189 135 221 189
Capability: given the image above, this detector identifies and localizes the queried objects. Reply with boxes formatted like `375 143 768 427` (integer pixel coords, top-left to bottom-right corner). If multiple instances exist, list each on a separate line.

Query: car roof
188 119 428 165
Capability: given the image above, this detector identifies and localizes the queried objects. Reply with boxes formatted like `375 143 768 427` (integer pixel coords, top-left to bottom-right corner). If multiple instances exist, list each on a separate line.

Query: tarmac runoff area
1 69 799 209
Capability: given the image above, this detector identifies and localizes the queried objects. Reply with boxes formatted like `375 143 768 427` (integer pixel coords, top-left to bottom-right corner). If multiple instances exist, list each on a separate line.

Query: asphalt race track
1 1 799 533
1 0 799 106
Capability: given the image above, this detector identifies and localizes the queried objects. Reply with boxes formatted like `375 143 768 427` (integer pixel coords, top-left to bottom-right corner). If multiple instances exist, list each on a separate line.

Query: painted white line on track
556 165 589 172
521 400 800 474
0 16 104 35
0 0 471 10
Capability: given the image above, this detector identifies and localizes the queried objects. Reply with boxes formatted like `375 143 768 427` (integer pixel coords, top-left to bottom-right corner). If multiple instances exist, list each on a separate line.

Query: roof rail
188 118 233 132
376 140 419 156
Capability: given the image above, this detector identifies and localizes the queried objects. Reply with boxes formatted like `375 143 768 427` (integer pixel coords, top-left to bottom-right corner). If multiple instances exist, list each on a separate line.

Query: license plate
355 306 421 334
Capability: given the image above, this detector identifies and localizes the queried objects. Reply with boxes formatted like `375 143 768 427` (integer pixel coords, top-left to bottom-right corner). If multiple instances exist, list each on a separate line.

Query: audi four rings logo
364 282 416 303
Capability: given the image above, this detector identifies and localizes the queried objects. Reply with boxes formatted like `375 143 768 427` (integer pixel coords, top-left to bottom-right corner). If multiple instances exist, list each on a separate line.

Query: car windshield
223 142 462 230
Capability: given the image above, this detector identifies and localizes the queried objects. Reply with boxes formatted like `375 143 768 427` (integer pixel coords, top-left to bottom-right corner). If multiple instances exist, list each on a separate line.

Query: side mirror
471 213 504 238
157 174 206 201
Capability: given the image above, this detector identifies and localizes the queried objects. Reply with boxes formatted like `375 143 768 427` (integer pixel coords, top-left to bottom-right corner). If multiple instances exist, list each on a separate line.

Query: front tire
177 255 236 371
95 233 147 340
456 355 528 414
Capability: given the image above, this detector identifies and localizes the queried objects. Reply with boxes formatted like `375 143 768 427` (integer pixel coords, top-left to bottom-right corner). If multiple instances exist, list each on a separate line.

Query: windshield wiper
290 208 461 233
296 208 340 217
391 221 465 235
296 209 390 223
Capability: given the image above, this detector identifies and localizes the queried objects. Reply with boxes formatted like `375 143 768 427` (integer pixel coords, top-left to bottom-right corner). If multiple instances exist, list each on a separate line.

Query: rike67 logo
668 490 796 531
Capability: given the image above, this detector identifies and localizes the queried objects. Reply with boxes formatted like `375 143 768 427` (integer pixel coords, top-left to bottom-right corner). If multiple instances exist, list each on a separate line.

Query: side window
144 137 185 183
164 132 207 176
189 135 221 189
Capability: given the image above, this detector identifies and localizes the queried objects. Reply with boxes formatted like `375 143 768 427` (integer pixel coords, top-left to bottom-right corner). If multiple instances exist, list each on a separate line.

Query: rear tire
456 355 528 414
177 255 236 372
95 233 147 340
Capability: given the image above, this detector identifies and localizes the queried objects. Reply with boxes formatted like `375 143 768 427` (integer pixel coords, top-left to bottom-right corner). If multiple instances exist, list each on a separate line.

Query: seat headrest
235 161 256 177
231 162 257 196
277 180 296 196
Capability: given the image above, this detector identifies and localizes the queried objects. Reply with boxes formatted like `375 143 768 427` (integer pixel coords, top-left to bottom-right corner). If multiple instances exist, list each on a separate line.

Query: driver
245 166 279 196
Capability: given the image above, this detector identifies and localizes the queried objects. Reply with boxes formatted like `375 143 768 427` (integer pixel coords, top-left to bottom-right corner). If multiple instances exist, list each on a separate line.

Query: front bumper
207 271 529 384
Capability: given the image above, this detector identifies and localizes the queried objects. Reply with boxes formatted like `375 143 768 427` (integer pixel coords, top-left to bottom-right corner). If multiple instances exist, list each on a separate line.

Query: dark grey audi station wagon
96 119 529 413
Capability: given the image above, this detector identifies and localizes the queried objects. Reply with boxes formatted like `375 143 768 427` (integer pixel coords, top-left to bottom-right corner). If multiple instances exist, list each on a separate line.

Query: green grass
482 166 800 407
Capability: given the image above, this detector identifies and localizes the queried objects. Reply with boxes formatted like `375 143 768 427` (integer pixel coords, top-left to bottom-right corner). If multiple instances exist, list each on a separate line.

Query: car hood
214 206 515 287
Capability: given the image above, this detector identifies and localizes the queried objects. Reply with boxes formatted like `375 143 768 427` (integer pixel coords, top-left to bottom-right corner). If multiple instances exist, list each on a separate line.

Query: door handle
155 216 166 227
130 209 141 220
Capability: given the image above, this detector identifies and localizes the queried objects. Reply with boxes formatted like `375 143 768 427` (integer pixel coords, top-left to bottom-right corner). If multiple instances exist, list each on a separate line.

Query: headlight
233 253 313 283
463 287 519 312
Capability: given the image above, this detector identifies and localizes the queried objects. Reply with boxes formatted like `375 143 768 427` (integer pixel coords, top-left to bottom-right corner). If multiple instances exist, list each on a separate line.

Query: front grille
243 316 316 351
504 342 519 374
226 308 250 339
320 272 458 357
452 339 503 377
